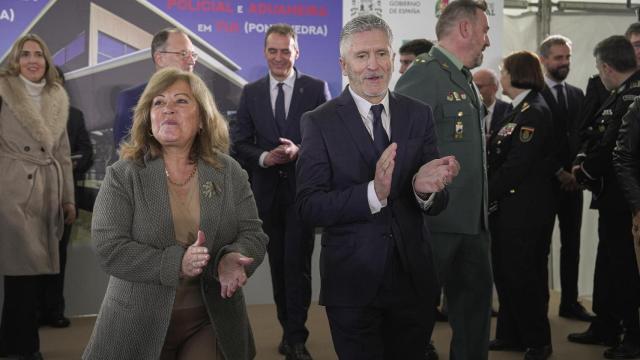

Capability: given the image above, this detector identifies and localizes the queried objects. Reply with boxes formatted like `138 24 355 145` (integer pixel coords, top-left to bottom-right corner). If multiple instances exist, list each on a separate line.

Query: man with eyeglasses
230 23 330 360
113 28 197 147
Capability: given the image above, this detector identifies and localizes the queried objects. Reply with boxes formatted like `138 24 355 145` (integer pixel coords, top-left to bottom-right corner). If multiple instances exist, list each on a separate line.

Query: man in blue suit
113 28 197 147
230 24 330 360
296 15 459 359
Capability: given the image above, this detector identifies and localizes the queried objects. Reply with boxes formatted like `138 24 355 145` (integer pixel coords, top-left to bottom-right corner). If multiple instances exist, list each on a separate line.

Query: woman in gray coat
83 68 268 360
0 34 75 360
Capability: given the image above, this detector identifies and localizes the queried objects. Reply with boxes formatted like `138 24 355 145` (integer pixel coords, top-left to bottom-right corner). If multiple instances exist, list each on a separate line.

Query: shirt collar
434 45 463 71
348 86 390 120
511 89 532 108
269 68 296 90
544 75 564 89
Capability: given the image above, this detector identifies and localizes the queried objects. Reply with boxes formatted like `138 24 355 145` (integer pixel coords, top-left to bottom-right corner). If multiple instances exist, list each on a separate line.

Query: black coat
488 91 555 229
614 96 640 213
576 70 640 212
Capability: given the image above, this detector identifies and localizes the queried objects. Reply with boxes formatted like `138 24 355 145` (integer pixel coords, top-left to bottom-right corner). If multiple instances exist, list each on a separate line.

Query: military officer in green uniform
395 1 492 359
568 35 640 359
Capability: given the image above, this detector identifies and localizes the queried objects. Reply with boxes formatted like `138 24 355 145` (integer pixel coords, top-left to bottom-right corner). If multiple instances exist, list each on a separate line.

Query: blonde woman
0 34 74 360
83 68 268 360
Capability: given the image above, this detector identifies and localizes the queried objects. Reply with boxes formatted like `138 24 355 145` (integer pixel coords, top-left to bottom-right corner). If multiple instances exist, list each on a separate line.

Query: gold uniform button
510 189 516 194
458 112 464 117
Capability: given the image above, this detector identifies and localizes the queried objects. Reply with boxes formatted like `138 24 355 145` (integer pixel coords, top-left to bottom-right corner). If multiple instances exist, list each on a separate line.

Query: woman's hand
181 230 210 278
218 252 254 299
63 203 76 225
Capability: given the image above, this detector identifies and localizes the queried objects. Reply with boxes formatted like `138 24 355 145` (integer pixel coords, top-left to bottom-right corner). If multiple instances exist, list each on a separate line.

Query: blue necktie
371 104 389 155
275 83 286 133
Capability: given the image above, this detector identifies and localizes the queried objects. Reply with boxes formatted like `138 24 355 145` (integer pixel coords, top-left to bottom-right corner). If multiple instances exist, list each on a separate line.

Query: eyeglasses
159 50 198 60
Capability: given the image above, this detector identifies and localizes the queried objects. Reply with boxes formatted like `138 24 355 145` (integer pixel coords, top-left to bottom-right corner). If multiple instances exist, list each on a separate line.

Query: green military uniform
395 46 492 360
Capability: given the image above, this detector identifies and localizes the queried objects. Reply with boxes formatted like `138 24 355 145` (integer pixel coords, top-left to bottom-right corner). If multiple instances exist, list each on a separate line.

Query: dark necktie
275 83 286 133
371 104 389 155
554 84 568 115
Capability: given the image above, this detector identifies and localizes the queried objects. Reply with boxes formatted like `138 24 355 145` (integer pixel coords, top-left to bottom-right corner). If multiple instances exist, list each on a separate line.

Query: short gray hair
539 35 572 58
339 15 393 57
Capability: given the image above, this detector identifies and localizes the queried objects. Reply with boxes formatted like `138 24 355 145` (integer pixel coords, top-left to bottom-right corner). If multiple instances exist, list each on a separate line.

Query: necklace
165 165 197 187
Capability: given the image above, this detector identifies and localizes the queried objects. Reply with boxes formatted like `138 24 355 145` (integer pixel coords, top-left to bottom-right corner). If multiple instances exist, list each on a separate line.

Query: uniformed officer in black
568 35 640 359
487 51 554 360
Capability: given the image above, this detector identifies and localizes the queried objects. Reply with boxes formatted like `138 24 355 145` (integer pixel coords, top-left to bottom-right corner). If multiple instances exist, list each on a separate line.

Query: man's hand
218 252 254 299
279 137 299 161
263 138 299 166
414 155 460 194
181 230 210 278
374 143 397 201
63 203 76 225
557 170 577 191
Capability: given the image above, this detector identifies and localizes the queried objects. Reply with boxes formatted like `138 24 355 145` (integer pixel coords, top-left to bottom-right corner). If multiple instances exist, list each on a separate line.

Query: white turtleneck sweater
19 74 46 111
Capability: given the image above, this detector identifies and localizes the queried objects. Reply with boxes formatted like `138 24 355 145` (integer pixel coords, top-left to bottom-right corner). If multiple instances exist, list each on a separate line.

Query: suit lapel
286 70 304 134
388 92 411 199
139 157 176 248
197 160 224 249
336 88 378 169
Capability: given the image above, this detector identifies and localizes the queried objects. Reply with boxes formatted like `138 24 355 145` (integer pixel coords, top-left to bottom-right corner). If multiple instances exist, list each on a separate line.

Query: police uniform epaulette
521 102 530 112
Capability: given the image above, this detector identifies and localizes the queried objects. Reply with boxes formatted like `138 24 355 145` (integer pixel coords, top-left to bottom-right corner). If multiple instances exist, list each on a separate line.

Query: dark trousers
492 225 553 348
326 248 435 359
263 180 314 345
38 223 71 318
0 275 40 355
552 183 583 305
430 231 493 360
591 209 640 338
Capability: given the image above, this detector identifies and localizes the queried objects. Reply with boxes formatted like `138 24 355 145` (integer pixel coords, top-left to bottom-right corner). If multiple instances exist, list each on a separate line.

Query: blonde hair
0 33 60 86
119 67 229 167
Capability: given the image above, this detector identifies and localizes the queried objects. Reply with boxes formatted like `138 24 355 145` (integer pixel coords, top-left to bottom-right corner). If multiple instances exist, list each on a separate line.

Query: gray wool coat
83 153 268 360
0 75 73 275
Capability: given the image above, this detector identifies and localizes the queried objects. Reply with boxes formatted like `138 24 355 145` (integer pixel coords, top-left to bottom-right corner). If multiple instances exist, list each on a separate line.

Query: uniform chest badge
447 92 455 101
497 123 517 137
460 93 467 100
519 126 535 142
602 109 613 116
455 120 464 139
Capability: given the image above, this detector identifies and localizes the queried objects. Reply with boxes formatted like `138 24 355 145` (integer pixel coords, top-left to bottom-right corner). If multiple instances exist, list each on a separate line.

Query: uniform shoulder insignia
623 94 638 101
630 80 640 88
519 126 535 142
520 102 530 112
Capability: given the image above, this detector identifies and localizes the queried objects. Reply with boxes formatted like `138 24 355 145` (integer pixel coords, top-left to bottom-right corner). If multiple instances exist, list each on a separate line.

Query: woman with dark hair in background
487 51 555 360
0 34 75 360
83 67 268 360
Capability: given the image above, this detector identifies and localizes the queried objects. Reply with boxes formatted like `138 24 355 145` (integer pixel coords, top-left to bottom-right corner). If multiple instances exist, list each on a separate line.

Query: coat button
24 146 30 152
510 189 515 194
27 174 33 180
40 147 45 152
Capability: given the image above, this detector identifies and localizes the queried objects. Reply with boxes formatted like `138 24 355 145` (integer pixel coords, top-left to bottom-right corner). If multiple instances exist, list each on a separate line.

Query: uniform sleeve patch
519 126 535 142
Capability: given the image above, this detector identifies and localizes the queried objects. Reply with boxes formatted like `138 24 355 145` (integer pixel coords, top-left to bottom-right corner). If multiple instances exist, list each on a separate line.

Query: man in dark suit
474 68 510 139
569 35 640 359
113 28 197 147
230 24 330 360
296 15 459 359
538 35 591 321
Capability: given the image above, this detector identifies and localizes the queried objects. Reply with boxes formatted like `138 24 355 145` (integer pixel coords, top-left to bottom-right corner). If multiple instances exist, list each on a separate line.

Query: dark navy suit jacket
489 98 511 135
231 70 330 216
296 88 448 307
541 83 585 171
113 83 146 147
